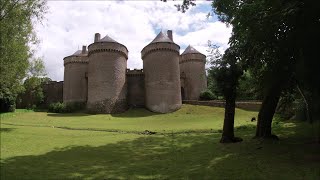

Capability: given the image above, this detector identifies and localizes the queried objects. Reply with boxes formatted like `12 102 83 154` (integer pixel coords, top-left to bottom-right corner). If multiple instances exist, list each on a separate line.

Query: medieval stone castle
63 30 207 114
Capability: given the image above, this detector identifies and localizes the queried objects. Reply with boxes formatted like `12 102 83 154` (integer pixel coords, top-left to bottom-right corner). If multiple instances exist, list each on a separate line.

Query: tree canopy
169 0 320 139
0 0 47 112
212 0 320 137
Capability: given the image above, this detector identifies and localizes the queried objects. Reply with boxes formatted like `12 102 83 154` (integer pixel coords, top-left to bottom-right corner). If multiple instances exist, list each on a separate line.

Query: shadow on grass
47 113 92 117
1 122 319 179
33 109 49 112
0 128 15 133
46 108 159 118
111 108 160 118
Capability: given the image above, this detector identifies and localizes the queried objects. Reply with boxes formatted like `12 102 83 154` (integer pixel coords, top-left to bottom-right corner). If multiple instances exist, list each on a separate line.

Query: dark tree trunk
255 82 282 139
220 91 243 143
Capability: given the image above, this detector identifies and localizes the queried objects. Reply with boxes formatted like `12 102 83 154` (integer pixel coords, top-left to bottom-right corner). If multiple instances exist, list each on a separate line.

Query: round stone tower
180 45 207 100
141 30 181 113
63 45 88 105
87 33 128 113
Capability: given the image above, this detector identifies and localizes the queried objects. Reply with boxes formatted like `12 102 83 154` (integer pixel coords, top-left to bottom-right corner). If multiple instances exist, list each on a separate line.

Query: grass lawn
1 105 319 179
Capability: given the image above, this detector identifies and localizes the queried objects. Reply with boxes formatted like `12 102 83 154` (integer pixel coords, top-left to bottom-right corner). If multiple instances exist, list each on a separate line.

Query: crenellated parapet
63 56 88 66
126 69 144 77
141 43 179 60
63 46 88 66
88 43 128 59
180 58 206 64
180 46 206 64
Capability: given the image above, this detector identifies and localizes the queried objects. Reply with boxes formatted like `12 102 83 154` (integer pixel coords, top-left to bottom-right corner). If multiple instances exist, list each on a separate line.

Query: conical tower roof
150 31 173 44
98 35 118 43
181 45 202 55
72 50 82 56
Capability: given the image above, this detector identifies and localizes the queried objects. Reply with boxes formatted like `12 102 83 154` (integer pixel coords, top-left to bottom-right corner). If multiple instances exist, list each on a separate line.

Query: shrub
48 102 86 113
0 88 16 112
27 104 37 110
199 90 215 100
48 102 68 113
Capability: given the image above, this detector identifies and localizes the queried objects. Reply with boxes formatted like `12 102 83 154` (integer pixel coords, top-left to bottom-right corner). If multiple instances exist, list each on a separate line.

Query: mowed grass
0 105 257 132
1 105 319 180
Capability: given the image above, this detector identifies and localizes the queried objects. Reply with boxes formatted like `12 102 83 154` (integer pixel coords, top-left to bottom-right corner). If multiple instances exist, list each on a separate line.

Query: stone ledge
179 59 206 64
182 100 262 111
88 48 128 59
141 48 179 60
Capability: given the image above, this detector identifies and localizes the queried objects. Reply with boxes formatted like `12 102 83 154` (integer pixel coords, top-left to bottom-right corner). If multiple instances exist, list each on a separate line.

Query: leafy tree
28 57 47 77
237 71 262 101
199 90 215 100
21 77 50 109
170 0 320 140
0 0 47 112
206 43 224 99
161 0 196 13
17 57 49 109
208 68 263 101
208 46 243 143
212 0 320 138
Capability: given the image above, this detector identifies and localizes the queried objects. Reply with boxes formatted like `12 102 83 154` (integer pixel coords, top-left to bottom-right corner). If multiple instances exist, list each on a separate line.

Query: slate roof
150 31 173 44
98 35 118 43
72 50 82 55
181 45 202 55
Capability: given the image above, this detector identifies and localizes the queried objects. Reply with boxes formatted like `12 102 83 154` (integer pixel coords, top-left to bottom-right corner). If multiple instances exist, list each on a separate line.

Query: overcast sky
34 1 231 81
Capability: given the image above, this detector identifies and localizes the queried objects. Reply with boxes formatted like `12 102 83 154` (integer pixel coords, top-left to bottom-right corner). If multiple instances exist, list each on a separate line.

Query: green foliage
17 76 50 109
0 0 47 112
237 71 263 100
208 47 243 99
276 85 318 122
161 0 196 13
211 0 320 120
207 67 223 99
28 57 47 77
0 87 16 112
24 77 44 105
276 87 299 120
48 102 68 113
48 102 86 113
199 90 215 100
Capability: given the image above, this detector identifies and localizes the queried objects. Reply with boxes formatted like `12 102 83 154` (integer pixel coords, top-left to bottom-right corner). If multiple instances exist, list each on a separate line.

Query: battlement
63 56 88 66
179 58 206 64
44 81 64 85
126 68 144 77
180 45 206 64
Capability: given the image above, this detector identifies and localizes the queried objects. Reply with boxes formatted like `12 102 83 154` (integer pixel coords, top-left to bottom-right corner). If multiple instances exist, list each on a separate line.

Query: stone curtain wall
126 69 145 108
183 100 262 111
43 81 63 106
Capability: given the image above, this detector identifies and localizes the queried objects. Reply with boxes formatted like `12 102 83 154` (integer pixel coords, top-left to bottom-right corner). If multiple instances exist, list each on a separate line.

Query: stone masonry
63 30 207 114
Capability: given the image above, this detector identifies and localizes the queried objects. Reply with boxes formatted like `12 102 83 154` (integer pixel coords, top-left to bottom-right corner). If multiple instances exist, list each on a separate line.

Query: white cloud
34 1 231 81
